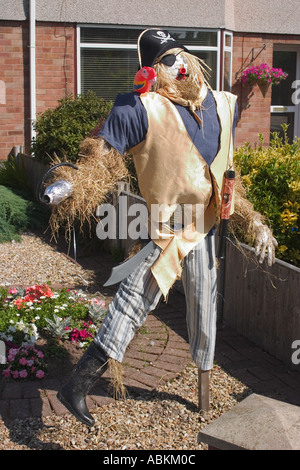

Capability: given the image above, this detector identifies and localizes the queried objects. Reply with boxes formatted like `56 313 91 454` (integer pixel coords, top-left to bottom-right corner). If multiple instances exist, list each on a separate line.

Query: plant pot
257 80 270 97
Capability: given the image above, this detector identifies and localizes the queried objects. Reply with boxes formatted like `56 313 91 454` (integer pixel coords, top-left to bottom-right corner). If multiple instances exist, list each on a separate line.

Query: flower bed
0 284 107 381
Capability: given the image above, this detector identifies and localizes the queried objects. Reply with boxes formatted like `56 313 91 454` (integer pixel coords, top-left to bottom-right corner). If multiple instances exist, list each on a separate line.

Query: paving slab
198 393 300 450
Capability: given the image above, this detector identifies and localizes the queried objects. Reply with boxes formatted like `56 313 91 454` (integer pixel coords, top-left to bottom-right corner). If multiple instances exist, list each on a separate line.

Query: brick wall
232 32 300 148
0 21 28 159
0 21 75 159
35 23 75 114
232 33 274 148
1 23 300 159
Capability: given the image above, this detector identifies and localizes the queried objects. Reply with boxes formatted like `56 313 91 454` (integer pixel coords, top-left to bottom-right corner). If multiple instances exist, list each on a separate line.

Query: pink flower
36 370 45 379
12 370 19 379
8 288 18 294
19 370 28 378
37 351 44 359
2 367 11 378
19 357 27 366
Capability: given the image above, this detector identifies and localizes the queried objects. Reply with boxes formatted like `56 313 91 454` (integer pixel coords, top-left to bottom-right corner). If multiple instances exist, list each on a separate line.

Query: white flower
54 308 59 313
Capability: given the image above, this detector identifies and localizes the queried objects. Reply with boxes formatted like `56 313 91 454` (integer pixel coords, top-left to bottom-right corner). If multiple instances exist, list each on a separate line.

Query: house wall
1 17 300 157
0 21 29 158
0 21 76 157
0 0 229 30
1 0 300 35
232 32 300 148
232 33 274 148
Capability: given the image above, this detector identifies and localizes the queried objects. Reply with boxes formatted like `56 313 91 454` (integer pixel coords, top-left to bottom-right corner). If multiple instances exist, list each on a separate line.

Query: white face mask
165 53 188 80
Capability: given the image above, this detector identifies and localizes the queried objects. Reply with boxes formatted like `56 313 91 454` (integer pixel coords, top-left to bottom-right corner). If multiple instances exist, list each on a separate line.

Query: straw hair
48 137 129 240
153 48 212 113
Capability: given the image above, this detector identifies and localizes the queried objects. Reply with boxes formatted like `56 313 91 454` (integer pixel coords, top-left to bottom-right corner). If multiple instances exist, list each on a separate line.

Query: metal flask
43 179 73 205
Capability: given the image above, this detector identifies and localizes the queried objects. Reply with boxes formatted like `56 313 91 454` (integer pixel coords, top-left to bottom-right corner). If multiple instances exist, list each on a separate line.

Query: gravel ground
0 232 251 451
0 232 95 287
0 364 251 451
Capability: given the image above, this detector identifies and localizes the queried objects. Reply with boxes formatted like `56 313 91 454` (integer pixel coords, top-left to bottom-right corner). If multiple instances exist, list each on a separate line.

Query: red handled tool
217 170 235 322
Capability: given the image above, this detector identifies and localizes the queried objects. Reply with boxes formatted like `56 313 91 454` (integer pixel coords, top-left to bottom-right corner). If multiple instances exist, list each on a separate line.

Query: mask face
164 53 188 80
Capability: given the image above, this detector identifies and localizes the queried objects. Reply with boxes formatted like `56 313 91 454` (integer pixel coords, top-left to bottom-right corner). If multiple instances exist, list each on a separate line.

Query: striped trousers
95 233 217 371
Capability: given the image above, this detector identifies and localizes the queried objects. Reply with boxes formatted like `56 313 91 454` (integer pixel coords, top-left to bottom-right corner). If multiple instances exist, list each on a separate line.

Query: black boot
57 341 108 426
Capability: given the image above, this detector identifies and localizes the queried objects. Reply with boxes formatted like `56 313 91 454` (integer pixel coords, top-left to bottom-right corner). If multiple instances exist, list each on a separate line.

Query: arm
230 171 278 266
48 137 128 240
46 93 147 240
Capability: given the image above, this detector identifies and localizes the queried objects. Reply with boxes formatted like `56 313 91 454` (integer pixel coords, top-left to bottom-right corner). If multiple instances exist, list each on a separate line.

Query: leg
57 342 108 426
181 234 217 410
58 245 162 426
198 369 210 411
94 246 162 363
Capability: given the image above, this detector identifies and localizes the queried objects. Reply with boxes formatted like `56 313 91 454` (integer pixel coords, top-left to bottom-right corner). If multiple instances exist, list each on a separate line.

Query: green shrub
0 154 30 192
0 185 48 243
31 91 113 164
234 125 300 267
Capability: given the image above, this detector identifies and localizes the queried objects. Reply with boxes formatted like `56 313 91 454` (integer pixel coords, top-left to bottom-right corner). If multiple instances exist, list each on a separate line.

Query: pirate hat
137 28 189 68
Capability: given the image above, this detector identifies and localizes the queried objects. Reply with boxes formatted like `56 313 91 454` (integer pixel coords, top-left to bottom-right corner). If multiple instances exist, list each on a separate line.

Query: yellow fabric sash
131 90 237 298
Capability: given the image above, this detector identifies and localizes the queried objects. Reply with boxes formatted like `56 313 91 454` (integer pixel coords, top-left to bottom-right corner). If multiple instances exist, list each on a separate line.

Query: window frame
271 44 300 140
76 25 232 97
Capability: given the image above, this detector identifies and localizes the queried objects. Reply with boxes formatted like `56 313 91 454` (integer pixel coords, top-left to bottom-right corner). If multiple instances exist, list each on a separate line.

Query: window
223 32 233 92
271 48 300 141
77 26 232 101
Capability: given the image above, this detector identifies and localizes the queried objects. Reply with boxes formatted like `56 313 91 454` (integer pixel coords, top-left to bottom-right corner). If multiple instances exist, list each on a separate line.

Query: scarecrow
47 29 277 426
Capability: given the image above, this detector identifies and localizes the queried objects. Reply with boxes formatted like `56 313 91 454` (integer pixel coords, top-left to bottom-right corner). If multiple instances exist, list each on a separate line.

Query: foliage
0 286 96 333
88 298 108 326
241 63 288 86
44 315 72 340
0 285 108 380
234 125 300 267
0 155 30 192
31 91 113 164
0 185 49 243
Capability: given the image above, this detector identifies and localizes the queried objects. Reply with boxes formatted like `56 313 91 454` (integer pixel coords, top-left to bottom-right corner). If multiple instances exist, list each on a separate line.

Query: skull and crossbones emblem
152 31 176 44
